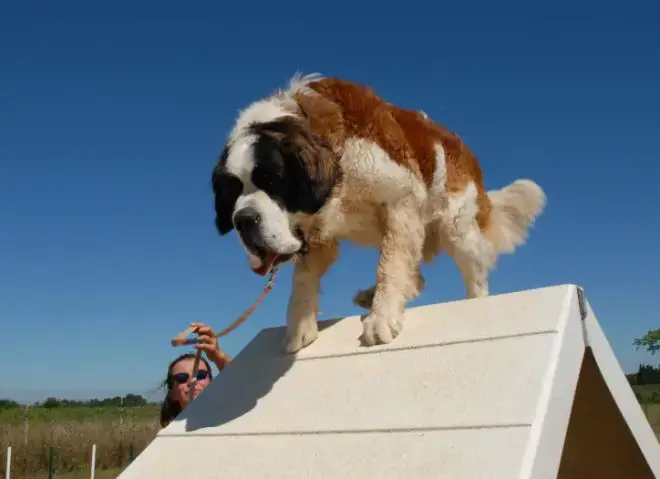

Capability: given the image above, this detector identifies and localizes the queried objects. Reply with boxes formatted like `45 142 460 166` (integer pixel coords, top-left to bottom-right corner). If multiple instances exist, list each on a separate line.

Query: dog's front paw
352 287 375 310
283 318 319 354
361 310 403 346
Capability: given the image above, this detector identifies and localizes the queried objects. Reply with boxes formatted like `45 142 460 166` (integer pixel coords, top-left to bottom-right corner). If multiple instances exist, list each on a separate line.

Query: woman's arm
208 347 231 371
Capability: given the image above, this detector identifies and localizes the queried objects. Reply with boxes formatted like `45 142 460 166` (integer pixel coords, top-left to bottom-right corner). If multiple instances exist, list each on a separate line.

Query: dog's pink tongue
252 253 279 276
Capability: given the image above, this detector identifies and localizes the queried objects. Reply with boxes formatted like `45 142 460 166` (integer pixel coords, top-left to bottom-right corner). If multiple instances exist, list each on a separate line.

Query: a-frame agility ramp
118 284 660 478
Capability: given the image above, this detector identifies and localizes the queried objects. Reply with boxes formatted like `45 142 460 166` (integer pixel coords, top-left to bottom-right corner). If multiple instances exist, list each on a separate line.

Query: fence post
48 447 54 479
129 444 135 462
5 446 10 479
90 444 97 479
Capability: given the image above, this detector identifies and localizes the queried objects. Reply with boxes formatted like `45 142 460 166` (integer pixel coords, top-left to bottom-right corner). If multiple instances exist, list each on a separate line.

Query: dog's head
212 116 339 275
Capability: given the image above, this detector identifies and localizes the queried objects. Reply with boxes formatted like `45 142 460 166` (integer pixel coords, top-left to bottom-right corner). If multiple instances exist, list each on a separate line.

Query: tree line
627 364 660 386
0 393 153 410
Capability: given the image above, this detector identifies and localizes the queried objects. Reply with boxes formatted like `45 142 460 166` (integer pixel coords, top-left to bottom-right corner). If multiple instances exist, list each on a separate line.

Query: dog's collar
294 226 309 257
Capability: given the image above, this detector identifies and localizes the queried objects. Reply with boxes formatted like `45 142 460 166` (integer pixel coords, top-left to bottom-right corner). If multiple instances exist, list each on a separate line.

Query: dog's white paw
361 311 403 346
283 318 319 354
352 287 375 310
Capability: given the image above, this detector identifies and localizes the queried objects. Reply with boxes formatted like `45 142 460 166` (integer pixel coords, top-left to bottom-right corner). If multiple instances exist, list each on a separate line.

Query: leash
171 266 279 347
169 266 280 402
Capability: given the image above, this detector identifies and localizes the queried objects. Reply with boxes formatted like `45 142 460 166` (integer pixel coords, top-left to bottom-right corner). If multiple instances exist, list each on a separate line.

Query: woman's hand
190 322 231 371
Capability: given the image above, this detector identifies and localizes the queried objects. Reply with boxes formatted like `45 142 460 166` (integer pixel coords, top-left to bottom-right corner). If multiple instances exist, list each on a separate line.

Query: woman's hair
159 352 214 428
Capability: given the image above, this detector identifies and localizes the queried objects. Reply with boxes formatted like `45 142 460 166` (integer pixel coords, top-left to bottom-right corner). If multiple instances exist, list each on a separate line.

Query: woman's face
169 357 212 408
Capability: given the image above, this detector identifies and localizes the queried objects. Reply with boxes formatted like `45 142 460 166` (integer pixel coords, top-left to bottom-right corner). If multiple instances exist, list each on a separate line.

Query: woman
160 322 231 427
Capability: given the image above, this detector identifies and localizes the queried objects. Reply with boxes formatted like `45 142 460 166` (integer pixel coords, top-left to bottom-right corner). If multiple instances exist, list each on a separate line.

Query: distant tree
42 397 61 408
23 393 151 408
636 363 660 386
123 393 147 407
0 398 20 409
633 329 660 355
638 364 646 385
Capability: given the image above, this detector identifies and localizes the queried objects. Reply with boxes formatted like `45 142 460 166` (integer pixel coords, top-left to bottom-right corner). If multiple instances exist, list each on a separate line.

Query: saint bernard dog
211 73 546 354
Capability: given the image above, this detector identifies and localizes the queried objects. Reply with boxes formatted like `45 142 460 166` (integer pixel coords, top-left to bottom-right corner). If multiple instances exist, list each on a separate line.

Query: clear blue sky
2 3 659 403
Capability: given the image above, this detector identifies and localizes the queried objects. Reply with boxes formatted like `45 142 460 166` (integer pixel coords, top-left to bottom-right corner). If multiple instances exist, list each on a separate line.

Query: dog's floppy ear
279 126 340 214
211 148 242 236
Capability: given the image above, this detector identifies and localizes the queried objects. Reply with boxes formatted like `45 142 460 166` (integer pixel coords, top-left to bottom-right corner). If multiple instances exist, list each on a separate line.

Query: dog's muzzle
234 207 262 253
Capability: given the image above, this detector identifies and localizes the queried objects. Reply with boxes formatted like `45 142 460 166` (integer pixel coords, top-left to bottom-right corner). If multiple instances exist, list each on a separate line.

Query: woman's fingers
197 334 215 345
190 323 225 364
191 323 220 354
191 323 218 337
190 322 206 332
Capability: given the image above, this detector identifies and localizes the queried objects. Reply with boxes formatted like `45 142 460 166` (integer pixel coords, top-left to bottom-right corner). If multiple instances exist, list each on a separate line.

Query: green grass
632 384 660 403
0 405 159 425
637 402 660 436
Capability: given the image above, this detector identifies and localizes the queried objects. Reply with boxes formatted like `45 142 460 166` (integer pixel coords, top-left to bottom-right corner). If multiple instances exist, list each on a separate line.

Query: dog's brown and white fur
212 73 546 353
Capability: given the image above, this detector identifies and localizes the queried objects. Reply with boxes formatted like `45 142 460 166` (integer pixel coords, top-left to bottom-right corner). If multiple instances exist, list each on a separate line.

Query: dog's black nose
233 207 261 236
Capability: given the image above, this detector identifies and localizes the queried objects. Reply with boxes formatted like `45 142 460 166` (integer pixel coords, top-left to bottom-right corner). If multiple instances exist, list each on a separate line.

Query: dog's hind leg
353 270 425 310
353 220 438 310
438 186 496 299
451 244 493 299
361 199 425 346
443 179 545 299
283 240 339 354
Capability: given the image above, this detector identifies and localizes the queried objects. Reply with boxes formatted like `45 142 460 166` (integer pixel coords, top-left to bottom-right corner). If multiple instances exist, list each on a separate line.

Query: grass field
2 389 660 478
0 405 160 478
20 468 121 479
633 383 660 403
641 403 660 437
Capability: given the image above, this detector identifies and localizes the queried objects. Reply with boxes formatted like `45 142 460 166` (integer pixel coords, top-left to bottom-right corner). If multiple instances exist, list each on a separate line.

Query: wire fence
3 443 138 478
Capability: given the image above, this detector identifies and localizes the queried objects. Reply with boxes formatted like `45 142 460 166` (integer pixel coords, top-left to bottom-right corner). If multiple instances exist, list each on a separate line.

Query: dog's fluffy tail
484 179 546 254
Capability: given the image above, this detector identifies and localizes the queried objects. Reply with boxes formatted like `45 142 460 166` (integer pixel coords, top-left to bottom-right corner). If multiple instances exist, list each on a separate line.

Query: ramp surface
118 284 660 478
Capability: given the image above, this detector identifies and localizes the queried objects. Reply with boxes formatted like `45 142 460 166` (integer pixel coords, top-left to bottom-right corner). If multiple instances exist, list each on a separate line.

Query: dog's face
212 117 339 275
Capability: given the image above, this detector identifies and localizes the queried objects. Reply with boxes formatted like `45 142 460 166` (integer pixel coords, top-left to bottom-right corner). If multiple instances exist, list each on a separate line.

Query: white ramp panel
117 285 659 478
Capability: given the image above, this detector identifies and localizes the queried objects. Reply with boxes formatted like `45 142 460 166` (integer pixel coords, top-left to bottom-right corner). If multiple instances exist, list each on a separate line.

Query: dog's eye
252 154 285 198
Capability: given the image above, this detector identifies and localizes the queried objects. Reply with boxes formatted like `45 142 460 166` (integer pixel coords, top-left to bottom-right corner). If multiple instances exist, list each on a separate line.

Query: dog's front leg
362 201 424 346
283 241 338 354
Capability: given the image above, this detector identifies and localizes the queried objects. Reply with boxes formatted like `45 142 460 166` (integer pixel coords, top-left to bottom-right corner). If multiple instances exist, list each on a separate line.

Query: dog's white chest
321 199 385 246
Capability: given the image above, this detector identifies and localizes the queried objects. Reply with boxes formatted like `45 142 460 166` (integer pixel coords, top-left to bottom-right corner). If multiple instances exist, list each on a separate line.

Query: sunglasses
170 370 210 385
